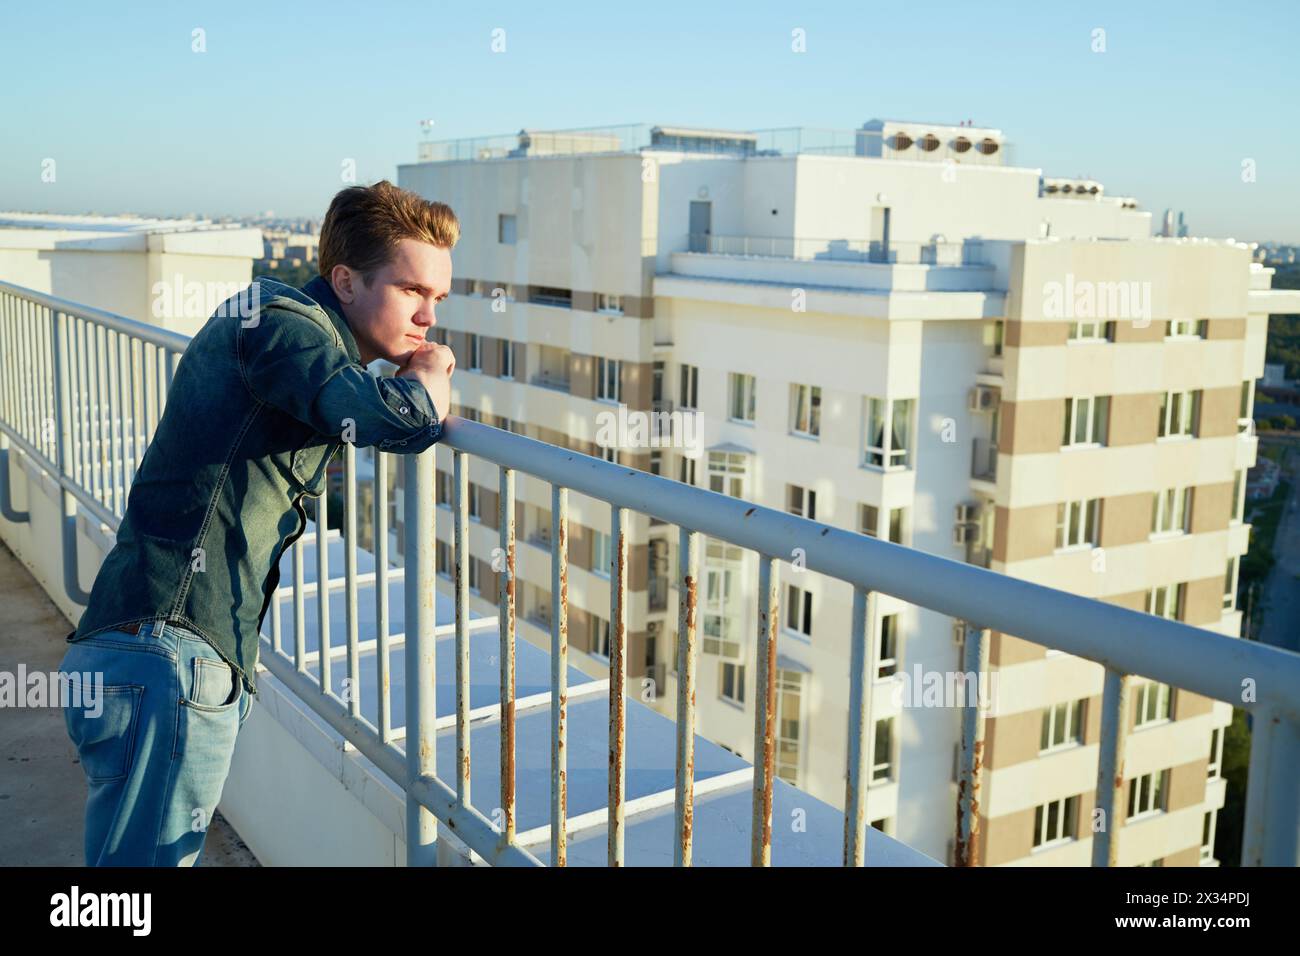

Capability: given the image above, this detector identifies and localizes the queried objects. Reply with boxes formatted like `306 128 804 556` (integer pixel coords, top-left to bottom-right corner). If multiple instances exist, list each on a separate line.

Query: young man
57 180 458 866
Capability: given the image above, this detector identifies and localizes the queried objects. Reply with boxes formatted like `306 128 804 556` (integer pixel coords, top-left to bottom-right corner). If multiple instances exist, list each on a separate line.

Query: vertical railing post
844 587 878 865
317 479 331 696
674 529 700 866
403 448 437 866
752 555 779 867
52 309 90 604
550 484 569 866
344 441 360 719
375 450 392 743
499 467 517 848
954 623 991 866
1242 707 1300 865
454 452 471 804
1092 668 1130 867
608 505 628 866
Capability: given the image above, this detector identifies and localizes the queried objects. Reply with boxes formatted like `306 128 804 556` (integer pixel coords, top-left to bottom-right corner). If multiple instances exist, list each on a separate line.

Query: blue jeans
58 621 252 866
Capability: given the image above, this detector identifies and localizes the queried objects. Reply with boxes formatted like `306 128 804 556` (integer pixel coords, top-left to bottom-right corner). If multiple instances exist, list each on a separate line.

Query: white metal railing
686 233 985 266
3 279 1300 867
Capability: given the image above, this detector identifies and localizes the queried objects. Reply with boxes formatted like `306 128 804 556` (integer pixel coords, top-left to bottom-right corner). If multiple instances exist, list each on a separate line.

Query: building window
467 333 482 371
860 503 879 538
592 530 612 578
467 484 481 522
499 339 514 379
1151 486 1192 535
785 583 813 638
1135 682 1172 727
721 662 745 705
1040 699 1084 752
498 214 516 245
708 450 748 498
590 614 611 659
992 319 1004 357
1056 498 1098 549
1239 380 1255 431
729 372 756 422
790 384 822 438
1166 319 1207 338
1224 557 1238 610
1158 389 1200 439
468 556 481 594
1033 795 1079 848
596 292 624 314
1147 583 1184 621
1231 469 1246 522
1201 811 1217 864
649 449 662 476
1068 320 1114 341
436 540 451 578
680 455 697 486
529 286 573 308
877 614 898 679
775 669 803 785
864 397 914 469
872 718 894 782
600 445 617 463
597 357 622 403
786 484 816 520
887 507 907 545
703 539 744 658
679 363 699 410
1127 769 1169 820
1208 728 1223 778
1063 395 1109 447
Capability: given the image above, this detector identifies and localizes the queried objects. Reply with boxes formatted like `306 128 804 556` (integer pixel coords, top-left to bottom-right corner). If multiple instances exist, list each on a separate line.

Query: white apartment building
394 120 1292 866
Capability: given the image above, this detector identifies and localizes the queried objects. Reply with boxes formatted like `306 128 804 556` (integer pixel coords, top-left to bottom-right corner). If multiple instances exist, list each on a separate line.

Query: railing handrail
0 279 191 354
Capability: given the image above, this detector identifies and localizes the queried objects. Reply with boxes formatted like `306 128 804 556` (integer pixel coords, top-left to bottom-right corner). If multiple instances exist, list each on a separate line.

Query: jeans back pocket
65 685 144 784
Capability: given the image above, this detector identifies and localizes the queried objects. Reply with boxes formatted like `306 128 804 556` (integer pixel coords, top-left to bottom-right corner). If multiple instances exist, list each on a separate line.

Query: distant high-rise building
1162 209 1175 237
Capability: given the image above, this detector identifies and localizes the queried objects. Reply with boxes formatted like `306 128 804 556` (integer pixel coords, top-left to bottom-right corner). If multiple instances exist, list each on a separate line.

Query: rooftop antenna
419 118 436 139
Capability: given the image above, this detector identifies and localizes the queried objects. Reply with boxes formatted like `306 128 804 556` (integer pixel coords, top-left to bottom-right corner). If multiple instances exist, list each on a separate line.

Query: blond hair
318 180 459 283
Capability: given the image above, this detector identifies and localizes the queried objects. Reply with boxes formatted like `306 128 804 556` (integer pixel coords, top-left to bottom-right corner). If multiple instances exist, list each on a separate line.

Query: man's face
331 237 452 366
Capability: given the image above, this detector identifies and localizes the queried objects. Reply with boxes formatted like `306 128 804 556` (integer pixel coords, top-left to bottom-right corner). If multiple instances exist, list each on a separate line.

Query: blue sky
2 0 1297 240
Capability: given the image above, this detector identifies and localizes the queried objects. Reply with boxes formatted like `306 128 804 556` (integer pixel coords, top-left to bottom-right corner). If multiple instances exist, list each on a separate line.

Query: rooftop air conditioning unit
969 385 1000 413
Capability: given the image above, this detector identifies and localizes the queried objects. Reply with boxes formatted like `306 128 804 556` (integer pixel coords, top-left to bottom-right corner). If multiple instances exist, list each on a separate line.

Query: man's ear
330 265 358 305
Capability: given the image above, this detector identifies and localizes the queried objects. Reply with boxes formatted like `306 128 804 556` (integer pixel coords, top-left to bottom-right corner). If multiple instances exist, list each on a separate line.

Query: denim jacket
68 274 443 696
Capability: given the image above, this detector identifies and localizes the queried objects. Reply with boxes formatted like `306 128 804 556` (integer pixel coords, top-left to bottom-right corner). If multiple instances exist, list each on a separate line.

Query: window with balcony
1056 498 1098 549
680 455 697 486
1134 681 1172 728
872 718 894 782
729 372 756 423
864 397 914 469
1147 583 1184 621
1033 795 1079 848
1166 319 1207 339
597 357 622 403
888 507 907 545
703 538 744 658
596 292 623 315
786 484 816 520
877 613 898 679
1158 389 1200 439
1224 557 1238 610
1127 769 1169 820
1040 699 1084 752
1151 486 1191 536
498 214 516 245
790 384 822 438
533 345 571 391
785 583 813 638
775 669 803 785
708 450 748 498
1201 811 1218 864
1240 380 1255 432
679 363 699 410
1232 469 1246 522
860 503 879 538
1063 395 1109 447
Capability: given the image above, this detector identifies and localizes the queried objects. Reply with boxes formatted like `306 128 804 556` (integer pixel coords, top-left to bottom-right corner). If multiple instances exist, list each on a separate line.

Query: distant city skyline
3 0 1298 241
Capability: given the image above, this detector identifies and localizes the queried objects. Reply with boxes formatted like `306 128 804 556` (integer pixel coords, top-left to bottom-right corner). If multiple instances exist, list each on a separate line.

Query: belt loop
151 618 166 639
